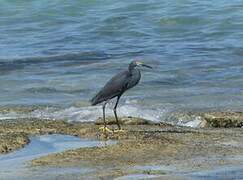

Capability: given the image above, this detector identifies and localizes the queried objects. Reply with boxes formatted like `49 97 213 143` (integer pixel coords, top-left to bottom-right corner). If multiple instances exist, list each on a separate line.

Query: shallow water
1 1 243 124
115 174 161 180
127 162 243 180
187 166 243 180
0 134 115 179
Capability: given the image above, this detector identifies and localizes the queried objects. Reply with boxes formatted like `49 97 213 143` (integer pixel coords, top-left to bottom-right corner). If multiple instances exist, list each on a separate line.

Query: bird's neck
128 64 136 74
128 66 139 76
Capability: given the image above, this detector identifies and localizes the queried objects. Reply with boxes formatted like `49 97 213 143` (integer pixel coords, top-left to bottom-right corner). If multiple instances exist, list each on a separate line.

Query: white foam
0 102 206 128
0 102 171 123
174 115 205 128
183 119 203 127
31 102 170 122
0 112 28 120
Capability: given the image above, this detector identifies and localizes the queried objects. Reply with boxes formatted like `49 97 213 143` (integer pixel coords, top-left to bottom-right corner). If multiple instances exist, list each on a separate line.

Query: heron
91 60 152 132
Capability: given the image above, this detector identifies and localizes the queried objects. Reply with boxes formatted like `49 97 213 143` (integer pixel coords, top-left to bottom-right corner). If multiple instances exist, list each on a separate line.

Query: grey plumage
91 64 140 105
91 60 152 131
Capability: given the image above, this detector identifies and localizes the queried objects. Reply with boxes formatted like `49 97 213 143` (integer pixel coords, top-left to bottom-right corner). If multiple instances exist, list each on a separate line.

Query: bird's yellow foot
113 129 125 133
99 126 113 133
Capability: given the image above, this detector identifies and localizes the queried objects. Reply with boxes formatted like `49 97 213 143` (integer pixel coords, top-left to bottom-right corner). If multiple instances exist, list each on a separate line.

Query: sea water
1 0 243 126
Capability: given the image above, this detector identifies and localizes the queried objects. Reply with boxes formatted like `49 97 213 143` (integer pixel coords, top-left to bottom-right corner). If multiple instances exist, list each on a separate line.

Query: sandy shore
0 112 243 179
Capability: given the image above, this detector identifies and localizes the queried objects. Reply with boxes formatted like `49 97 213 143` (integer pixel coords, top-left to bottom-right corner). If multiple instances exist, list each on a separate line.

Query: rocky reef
0 112 243 179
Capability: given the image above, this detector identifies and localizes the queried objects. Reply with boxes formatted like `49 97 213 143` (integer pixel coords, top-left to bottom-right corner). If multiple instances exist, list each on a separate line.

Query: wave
25 87 89 94
0 51 110 73
0 101 170 121
0 102 206 128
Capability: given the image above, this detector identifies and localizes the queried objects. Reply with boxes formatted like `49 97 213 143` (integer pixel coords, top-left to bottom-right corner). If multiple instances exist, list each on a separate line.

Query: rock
198 119 208 128
0 118 97 154
0 132 29 154
201 112 243 128
95 116 159 125
167 111 243 128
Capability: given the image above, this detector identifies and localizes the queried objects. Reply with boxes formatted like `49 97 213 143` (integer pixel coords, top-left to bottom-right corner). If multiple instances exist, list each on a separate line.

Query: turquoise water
1 1 243 122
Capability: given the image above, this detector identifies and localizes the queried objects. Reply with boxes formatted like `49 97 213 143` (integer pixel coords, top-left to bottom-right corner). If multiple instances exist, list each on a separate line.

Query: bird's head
130 60 152 69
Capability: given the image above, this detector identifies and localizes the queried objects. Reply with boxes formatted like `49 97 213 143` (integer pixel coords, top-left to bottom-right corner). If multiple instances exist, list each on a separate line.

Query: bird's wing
101 70 130 96
91 71 130 105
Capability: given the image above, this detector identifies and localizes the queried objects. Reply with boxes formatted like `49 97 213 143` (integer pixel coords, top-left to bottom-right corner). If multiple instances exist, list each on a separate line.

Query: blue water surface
1 0 243 120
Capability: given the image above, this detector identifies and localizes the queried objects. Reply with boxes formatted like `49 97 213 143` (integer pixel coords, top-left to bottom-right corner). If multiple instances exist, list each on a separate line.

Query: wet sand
0 112 243 179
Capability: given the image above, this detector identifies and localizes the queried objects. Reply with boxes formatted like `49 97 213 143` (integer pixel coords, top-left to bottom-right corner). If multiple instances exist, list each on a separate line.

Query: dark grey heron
91 60 152 132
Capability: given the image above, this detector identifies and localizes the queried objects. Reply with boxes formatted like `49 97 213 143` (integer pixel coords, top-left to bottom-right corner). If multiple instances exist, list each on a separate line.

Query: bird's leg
113 96 124 132
99 100 113 133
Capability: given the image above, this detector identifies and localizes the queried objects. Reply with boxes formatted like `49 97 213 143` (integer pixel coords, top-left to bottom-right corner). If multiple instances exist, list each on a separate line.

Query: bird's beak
141 63 152 69
136 61 152 69
136 61 153 69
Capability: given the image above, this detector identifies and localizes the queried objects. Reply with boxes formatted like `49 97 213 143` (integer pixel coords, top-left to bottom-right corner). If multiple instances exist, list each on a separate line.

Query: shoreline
0 112 243 179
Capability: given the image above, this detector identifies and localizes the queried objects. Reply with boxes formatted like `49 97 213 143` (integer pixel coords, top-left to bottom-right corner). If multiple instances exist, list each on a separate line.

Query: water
188 166 243 180
1 1 243 124
0 134 116 179
117 163 243 179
